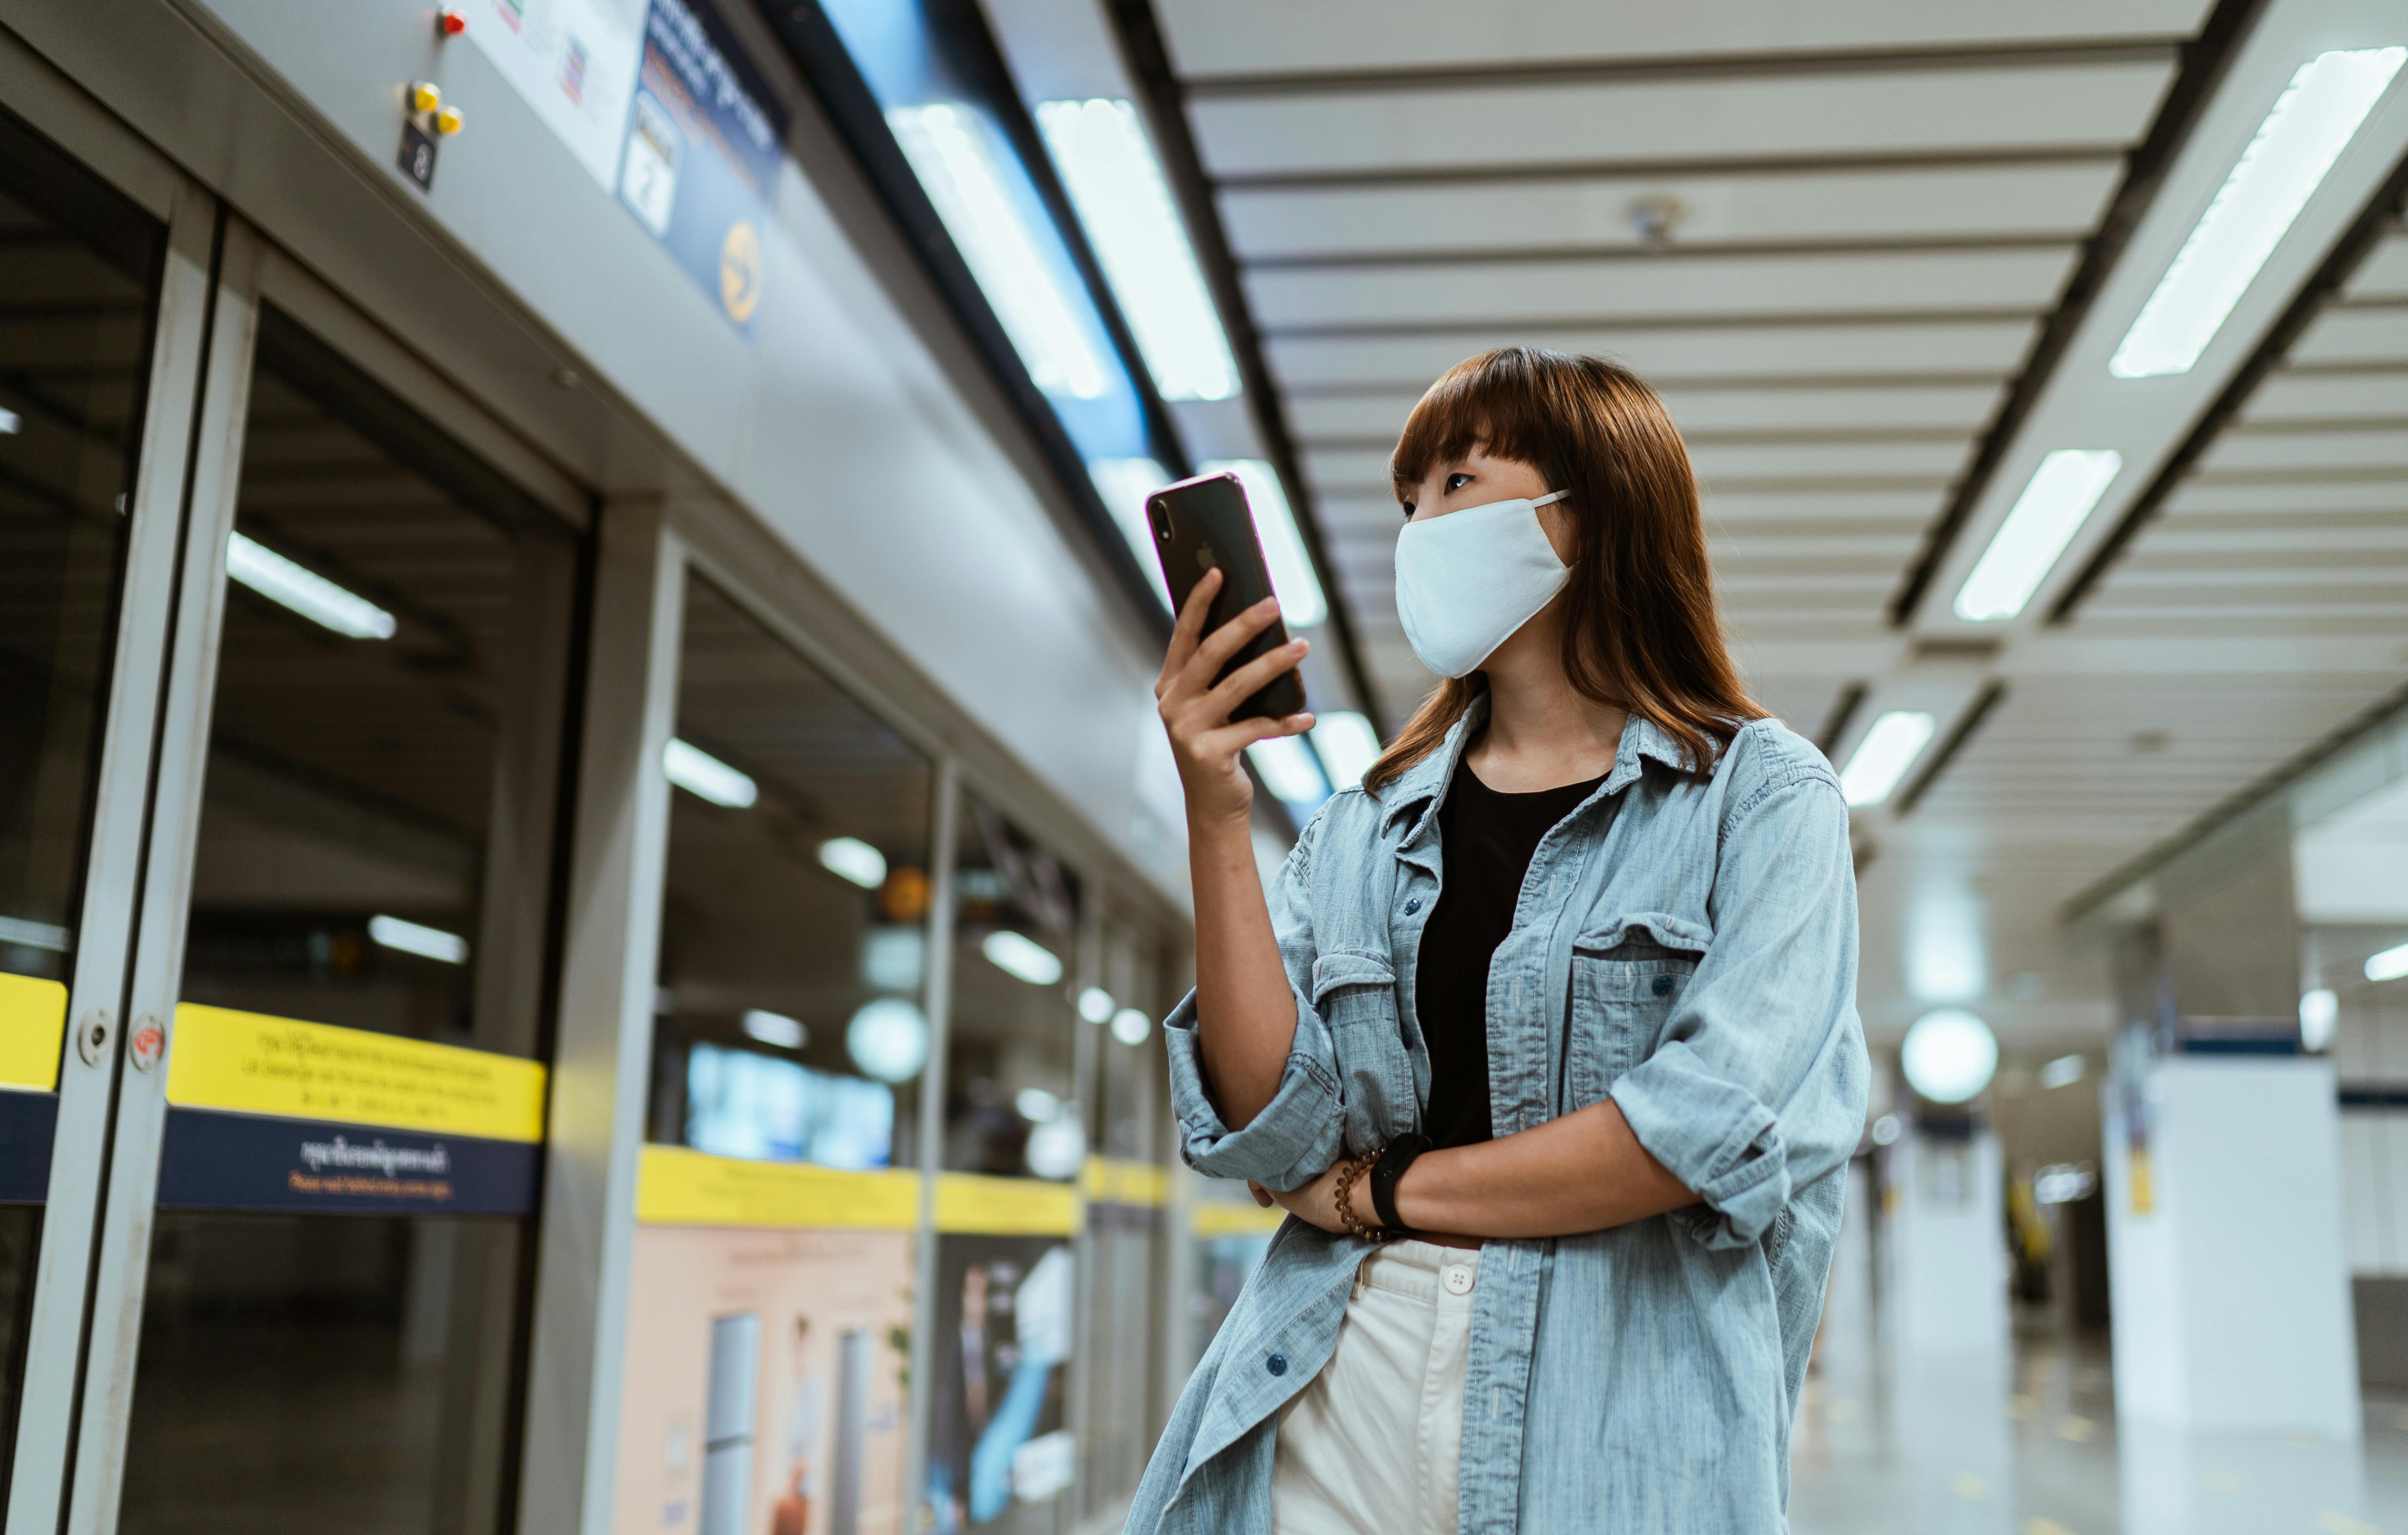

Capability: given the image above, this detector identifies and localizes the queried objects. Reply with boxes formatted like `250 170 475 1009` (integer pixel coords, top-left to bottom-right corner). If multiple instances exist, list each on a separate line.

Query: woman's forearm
1392 1099 1695 1239
1188 809 1298 1130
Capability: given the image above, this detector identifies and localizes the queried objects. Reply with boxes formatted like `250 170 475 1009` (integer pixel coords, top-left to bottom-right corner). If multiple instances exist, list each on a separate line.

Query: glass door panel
616 572 937 1535
116 306 582 1535
0 99 165 1490
928 798 1081 1534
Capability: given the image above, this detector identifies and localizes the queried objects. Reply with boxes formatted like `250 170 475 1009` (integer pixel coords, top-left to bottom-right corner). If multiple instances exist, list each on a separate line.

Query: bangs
1390 349 1563 497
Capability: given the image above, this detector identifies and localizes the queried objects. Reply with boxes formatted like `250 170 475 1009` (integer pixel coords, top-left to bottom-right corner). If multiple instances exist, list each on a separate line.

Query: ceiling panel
2288 307 2408 368
1245 247 2080 329
1290 383 2007 440
1157 0 2211 77
1219 161 2123 259
2345 235 2408 301
1264 318 2040 386
1301 438 1968 489
1189 62 2175 179
2200 427 2408 475
2242 371 2408 423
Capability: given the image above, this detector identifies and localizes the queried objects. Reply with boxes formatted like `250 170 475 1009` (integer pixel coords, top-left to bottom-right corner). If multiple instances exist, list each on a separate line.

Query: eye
1446 472 1473 493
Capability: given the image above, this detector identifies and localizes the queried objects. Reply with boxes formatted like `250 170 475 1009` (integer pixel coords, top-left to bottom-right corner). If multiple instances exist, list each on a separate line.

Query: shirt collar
1377 700 1691 835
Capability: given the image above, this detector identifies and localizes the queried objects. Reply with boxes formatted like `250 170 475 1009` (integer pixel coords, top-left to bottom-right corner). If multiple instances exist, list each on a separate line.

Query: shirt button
1652 974 1674 997
1266 1353 1289 1376
1403 897 1421 915
1443 1265 1474 1296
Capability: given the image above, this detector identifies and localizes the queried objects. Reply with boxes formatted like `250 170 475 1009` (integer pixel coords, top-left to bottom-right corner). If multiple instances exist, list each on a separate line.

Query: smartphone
1146 472 1308 722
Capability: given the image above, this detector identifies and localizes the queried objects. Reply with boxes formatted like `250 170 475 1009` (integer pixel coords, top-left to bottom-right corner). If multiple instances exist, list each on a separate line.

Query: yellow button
434 105 464 136
408 81 442 114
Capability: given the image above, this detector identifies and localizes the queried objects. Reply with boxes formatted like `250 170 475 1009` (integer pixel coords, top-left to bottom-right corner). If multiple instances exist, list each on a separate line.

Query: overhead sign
615 0 787 332
464 0 649 189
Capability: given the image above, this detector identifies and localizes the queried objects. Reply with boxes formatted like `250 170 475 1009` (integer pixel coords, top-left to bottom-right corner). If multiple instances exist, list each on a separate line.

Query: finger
1248 1182 1273 1208
1180 597 1285 692
1161 569 1222 675
1156 575 1233 702
1200 637 1309 715
1193 713 1313 763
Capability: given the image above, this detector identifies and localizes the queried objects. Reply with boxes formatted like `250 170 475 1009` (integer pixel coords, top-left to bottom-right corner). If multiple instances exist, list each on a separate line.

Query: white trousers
1270 1239 1480 1535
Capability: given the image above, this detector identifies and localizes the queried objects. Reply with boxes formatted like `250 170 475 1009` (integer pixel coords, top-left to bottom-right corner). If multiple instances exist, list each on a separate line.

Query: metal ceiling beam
1883 0 2270 626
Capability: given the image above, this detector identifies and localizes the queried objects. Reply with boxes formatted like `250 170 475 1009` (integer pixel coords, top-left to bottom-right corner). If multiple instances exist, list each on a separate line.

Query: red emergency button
437 8 468 36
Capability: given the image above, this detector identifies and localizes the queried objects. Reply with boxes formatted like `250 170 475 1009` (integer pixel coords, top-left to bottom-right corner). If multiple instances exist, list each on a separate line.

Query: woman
1127 348 1867 1535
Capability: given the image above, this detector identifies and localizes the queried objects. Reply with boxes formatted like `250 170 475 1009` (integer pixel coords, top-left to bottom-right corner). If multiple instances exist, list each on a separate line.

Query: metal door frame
0 27 221 1533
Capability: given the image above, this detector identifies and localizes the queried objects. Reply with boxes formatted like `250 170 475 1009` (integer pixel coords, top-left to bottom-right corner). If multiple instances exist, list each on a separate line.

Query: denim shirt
1127 702 1868 1535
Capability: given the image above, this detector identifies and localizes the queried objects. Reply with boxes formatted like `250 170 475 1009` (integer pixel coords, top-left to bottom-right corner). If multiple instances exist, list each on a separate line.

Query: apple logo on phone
1195 547 1218 571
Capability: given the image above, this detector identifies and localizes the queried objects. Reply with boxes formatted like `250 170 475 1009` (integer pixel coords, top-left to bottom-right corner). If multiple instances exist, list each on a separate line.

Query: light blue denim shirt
1127 701 1868 1535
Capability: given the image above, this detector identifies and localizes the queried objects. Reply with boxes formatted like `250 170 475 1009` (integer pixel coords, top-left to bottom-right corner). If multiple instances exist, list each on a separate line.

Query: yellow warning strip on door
1191 1201 1287 1238
165 1003 546 1142
636 1144 920 1230
1080 1155 1168 1207
0 972 68 1092
935 1170 1081 1236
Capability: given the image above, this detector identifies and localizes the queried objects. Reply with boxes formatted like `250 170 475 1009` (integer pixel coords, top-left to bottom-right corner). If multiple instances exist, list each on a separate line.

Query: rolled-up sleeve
1161 813 1347 1192
1610 768 1868 1249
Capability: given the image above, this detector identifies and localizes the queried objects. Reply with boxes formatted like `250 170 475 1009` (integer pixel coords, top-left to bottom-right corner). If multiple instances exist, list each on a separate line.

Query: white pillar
2103 1054 2358 1438
1887 1129 2008 1355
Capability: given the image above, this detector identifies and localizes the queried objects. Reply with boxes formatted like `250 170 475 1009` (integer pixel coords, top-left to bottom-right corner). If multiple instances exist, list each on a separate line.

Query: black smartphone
1146 471 1308 721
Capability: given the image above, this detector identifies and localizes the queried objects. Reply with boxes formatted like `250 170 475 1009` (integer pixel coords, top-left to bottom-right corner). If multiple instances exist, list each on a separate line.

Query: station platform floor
1791 1314 2408 1535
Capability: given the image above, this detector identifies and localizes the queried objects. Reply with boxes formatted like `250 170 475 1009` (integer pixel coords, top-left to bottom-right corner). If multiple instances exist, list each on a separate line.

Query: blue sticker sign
616 0 786 333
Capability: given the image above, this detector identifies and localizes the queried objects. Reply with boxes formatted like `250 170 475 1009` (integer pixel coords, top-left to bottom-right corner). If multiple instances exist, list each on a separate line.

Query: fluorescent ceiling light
1952 449 2123 623
1076 986 1115 1023
742 1009 808 1049
664 738 757 808
983 929 1064 986
817 837 888 890
226 532 396 639
1247 736 1329 808
368 914 468 965
1036 98 1239 403
1110 1006 1152 1046
0 916 68 951
2039 1054 2085 1090
2111 48 2407 379
1201 459 1326 628
888 102 1110 401
1838 711 1936 807
1089 457 1173 609
1309 711 1382 792
2369 942 2408 983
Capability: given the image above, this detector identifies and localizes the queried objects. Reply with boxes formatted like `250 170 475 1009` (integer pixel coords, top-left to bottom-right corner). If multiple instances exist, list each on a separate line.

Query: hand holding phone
1147 472 1315 826
1146 473 1308 722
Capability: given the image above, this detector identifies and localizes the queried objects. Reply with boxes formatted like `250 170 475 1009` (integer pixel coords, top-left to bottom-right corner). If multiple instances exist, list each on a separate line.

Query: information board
465 0 649 189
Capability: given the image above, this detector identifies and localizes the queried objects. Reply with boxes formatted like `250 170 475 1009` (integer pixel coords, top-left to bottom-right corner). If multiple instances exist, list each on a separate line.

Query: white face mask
1393 490 1568 677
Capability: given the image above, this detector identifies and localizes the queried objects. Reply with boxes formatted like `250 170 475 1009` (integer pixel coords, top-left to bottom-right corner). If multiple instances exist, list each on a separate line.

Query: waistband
1356 1238 1480 1301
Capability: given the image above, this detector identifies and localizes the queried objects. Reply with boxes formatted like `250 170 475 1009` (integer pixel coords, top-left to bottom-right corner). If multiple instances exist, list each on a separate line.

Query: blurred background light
1901 1008 1998 1104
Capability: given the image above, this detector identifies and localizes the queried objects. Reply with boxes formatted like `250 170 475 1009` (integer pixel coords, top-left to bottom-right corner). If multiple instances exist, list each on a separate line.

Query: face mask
1393 491 1568 677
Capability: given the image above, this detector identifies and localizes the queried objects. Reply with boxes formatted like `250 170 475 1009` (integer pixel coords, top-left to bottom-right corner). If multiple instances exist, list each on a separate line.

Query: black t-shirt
1416 758 1604 1149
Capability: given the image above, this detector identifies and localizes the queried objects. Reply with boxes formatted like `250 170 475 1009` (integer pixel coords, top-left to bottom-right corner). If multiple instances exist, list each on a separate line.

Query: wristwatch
1367 1132 1432 1232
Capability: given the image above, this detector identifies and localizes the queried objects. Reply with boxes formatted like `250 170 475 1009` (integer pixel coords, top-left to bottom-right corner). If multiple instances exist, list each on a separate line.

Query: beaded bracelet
1332 1149 1385 1241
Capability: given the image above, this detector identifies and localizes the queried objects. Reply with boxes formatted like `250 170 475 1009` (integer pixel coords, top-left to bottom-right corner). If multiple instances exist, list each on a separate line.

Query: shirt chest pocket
1311 949 1415 1154
1564 935 1698 1112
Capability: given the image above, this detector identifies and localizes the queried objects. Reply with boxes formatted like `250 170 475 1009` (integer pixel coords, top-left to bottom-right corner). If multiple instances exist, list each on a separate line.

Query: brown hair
1365 346 1763 793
